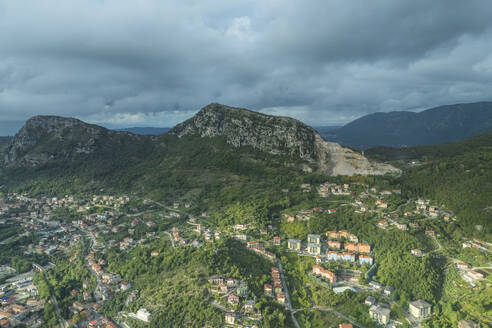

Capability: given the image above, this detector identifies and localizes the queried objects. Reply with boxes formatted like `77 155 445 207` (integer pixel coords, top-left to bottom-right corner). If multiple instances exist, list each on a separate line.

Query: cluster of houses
195 224 221 242
318 183 351 197
288 232 374 266
245 241 277 261
71 301 118 327
0 272 44 327
264 267 286 305
283 207 334 222
365 295 432 326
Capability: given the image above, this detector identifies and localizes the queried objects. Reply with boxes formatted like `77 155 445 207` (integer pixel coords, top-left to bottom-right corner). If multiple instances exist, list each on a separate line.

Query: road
277 260 301 328
210 300 228 312
81 233 104 303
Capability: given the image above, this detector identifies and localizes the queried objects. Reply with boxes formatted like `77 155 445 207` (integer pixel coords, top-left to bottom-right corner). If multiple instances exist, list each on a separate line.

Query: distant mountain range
323 101 492 149
116 127 170 135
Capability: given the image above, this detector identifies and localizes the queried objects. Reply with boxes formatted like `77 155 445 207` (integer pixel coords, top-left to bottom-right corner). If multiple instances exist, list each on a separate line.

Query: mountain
365 131 492 233
169 103 398 176
0 137 12 153
0 104 398 197
3 115 152 168
330 101 492 149
116 127 170 135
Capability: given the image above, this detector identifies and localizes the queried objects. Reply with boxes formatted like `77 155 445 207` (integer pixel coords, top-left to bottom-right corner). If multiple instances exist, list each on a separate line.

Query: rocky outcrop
169 103 400 176
4 116 124 167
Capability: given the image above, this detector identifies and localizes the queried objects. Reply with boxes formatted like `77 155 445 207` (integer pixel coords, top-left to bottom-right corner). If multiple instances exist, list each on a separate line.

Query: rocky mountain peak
3 115 109 167
170 103 400 176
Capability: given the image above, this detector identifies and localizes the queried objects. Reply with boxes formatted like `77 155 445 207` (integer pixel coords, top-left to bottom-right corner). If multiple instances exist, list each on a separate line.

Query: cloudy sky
1 0 492 135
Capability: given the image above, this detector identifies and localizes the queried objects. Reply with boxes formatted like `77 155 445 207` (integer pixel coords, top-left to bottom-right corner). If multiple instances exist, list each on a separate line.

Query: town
0 180 489 328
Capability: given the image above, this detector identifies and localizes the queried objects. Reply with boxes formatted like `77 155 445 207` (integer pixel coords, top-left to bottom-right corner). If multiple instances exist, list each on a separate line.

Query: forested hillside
330 101 492 149
366 132 492 236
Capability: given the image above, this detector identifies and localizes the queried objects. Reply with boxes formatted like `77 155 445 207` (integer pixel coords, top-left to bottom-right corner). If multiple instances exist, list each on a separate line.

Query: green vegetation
367 131 492 237
103 237 292 327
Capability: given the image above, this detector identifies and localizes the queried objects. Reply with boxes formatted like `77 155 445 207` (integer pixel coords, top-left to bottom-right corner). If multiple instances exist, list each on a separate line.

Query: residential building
328 240 341 249
359 255 373 266
225 312 236 325
308 234 321 244
369 305 390 325
288 239 302 251
409 300 432 319
312 265 336 283
136 308 151 322
307 243 321 255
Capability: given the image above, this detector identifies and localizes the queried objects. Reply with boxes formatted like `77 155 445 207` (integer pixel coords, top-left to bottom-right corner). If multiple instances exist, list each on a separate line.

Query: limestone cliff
169 103 399 176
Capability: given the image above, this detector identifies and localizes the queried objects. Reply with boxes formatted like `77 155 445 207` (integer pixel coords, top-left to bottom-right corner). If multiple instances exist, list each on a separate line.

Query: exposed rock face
170 103 400 176
3 104 399 176
4 116 115 167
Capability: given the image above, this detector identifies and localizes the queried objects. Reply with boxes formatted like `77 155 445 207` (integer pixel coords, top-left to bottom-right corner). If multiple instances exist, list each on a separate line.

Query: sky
1 0 492 135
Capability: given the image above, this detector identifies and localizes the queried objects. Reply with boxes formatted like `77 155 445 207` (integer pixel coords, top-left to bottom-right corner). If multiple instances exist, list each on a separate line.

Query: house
409 300 432 319
244 300 255 313
411 249 423 257
219 284 228 293
276 293 286 304
328 240 341 249
308 234 321 244
359 255 373 266
209 276 224 285
312 265 336 283
456 262 469 270
384 286 394 296
369 305 390 325
273 236 281 245
136 308 151 322
288 239 302 251
344 242 371 254
326 251 340 261
464 270 484 282
326 230 338 239
264 284 273 296
307 243 321 255
226 278 237 288
378 221 388 228
228 293 239 305
225 312 236 325
369 281 383 290
339 324 353 328
265 251 276 260
426 230 435 237
365 296 376 306
395 223 408 230
340 252 355 263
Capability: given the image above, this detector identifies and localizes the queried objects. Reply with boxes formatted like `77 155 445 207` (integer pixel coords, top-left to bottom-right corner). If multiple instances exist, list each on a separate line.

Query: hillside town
0 180 489 328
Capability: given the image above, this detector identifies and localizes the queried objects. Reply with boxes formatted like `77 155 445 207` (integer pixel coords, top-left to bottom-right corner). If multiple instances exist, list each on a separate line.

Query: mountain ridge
1 103 398 177
329 101 492 149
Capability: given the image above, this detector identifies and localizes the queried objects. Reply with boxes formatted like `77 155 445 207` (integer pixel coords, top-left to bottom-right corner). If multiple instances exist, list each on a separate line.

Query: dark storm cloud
1 0 492 133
